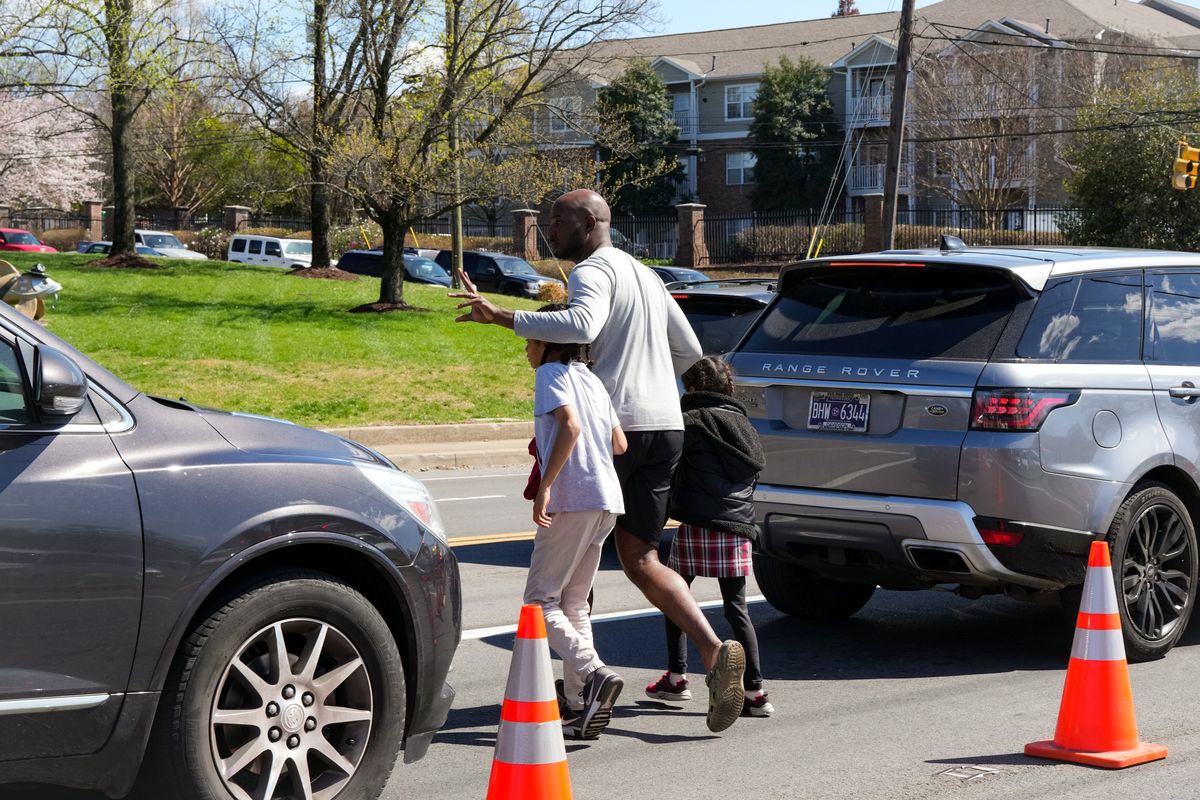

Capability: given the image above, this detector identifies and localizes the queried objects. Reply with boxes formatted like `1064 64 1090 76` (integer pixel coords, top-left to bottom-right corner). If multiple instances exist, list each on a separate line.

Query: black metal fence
705 209 865 264
895 207 1077 249
9 208 89 233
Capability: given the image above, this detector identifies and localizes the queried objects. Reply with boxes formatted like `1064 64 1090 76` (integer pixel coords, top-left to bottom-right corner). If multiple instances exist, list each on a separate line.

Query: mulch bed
287 266 360 281
348 302 430 313
87 254 162 269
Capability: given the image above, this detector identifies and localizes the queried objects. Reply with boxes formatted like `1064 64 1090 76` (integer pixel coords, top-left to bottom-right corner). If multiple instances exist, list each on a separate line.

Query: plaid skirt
668 523 752 578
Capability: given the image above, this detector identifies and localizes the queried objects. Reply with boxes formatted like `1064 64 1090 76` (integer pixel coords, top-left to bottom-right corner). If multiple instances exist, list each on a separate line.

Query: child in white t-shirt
522 303 627 741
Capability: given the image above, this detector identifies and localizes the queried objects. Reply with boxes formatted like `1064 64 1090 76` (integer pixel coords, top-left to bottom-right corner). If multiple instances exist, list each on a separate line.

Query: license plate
808 392 870 433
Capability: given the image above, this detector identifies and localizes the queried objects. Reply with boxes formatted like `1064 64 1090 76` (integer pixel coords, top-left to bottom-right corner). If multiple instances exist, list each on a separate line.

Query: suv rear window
742 267 1023 360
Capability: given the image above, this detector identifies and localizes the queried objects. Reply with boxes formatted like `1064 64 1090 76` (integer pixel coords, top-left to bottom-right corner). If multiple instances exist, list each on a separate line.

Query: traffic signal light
1173 141 1200 190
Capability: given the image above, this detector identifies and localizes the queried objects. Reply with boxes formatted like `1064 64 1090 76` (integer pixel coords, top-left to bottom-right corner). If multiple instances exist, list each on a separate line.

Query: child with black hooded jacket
644 355 773 717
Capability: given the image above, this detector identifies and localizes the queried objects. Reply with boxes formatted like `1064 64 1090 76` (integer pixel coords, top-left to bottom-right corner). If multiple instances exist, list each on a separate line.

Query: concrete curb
322 420 532 447
322 420 533 471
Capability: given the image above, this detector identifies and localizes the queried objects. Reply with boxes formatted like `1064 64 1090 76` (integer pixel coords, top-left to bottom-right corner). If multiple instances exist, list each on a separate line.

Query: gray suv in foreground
0 303 460 797
730 243 1200 661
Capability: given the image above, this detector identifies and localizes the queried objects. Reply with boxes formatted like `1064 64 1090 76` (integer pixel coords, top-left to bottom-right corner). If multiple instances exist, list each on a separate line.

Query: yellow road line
449 521 680 548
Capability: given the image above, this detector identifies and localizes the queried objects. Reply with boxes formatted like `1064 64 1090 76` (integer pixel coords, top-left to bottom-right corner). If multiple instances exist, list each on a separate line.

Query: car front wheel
753 552 876 619
1107 482 1198 662
146 571 406 800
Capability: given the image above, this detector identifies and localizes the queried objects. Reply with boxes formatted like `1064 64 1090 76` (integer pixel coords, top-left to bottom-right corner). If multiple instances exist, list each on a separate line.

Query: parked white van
227 235 313 268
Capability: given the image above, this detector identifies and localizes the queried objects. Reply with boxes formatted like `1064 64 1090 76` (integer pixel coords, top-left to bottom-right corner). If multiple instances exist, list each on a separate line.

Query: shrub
36 227 89 252
330 220 384 257
537 282 568 304
730 223 864 260
189 227 231 259
240 226 294 238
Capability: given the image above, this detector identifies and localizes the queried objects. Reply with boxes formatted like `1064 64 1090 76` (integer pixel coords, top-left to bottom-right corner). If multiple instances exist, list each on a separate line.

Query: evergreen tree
749 56 836 213
833 0 860 16
596 59 682 214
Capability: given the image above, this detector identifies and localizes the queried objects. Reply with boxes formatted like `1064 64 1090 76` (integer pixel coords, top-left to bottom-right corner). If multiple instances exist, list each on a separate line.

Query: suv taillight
970 388 1079 431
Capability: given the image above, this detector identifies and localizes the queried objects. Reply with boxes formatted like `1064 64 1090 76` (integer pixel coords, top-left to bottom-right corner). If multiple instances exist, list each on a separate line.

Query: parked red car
0 228 57 253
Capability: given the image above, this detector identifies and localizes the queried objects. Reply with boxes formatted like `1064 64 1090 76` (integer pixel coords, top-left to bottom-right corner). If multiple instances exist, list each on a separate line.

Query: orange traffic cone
1025 540 1167 768
487 604 573 799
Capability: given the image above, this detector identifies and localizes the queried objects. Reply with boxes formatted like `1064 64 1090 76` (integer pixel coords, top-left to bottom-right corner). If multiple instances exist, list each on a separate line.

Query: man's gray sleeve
512 265 612 344
665 293 703 376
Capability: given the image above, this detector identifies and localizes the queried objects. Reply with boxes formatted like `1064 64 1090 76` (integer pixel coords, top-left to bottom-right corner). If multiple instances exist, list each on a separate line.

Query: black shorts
613 430 684 546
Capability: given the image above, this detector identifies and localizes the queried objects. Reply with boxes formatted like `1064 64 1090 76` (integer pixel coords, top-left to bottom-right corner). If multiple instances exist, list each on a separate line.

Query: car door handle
1169 382 1200 401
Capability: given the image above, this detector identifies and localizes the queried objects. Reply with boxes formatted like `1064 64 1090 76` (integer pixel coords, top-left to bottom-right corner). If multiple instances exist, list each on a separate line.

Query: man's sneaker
742 692 774 718
561 708 586 739
555 678 571 719
578 666 623 739
704 640 746 733
645 671 692 701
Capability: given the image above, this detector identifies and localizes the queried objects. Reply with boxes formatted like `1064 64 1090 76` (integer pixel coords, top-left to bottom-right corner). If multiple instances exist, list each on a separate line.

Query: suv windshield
743 266 1023 360
142 233 185 249
285 241 313 255
494 256 538 276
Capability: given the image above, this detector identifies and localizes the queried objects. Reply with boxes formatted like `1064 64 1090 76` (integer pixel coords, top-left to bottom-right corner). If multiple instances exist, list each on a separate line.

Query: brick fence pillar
81 200 103 241
224 205 251 233
674 202 709 267
0 206 10 227
862 193 884 253
512 208 539 262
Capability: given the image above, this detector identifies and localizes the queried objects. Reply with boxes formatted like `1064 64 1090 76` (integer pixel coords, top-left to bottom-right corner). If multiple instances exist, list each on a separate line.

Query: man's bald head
555 189 612 224
548 188 613 263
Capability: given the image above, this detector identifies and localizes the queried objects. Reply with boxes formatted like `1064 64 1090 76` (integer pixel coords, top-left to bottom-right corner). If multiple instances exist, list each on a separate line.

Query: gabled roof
569 0 1200 84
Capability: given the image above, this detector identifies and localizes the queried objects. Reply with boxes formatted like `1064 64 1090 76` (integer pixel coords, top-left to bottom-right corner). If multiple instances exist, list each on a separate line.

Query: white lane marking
436 494 506 502
422 472 524 482
462 595 767 640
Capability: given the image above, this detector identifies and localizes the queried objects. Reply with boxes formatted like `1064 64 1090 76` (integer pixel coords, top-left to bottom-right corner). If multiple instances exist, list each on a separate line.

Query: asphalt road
10 465 1200 799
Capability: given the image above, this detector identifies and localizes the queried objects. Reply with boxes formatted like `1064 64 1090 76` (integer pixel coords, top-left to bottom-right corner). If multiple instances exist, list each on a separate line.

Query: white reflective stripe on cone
1070 627 1127 662
1080 565 1120 615
494 719 569 765
504 637 556 703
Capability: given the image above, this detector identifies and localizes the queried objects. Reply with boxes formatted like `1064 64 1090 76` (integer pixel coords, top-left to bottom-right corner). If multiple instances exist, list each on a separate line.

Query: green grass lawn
2 252 541 427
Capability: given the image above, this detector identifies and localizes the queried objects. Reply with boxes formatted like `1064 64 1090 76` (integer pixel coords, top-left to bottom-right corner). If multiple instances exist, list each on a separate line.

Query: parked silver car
729 241 1200 660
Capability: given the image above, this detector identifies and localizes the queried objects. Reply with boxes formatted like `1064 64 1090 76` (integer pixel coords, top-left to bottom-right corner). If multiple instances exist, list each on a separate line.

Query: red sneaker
644 671 692 701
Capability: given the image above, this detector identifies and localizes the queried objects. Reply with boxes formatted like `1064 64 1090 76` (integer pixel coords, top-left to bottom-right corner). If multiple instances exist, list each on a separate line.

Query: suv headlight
355 463 447 544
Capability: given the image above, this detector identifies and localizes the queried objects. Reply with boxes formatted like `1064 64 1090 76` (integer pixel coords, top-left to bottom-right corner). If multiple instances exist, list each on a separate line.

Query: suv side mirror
35 346 88 417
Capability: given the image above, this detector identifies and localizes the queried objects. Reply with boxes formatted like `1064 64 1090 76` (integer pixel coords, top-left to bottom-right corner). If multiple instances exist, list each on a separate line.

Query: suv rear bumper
755 485 1093 590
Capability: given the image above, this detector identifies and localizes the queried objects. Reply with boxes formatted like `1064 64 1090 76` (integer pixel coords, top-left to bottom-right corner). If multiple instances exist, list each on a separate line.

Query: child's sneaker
742 692 774 718
644 671 692 701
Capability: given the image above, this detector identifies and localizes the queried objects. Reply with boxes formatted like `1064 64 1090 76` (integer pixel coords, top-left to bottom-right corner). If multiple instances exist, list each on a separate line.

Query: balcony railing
848 163 912 193
672 110 697 137
849 92 892 126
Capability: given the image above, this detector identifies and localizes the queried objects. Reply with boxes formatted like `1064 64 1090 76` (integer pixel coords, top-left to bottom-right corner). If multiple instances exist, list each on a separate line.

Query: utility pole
882 0 915 250
446 0 465 288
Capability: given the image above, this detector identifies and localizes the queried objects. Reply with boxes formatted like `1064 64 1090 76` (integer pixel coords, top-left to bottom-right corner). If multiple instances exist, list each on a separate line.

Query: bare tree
2 0 194 254
911 44 1050 222
208 0 370 267
325 0 655 311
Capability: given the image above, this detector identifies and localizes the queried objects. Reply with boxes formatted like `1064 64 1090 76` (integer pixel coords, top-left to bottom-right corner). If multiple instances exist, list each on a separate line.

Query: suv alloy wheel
145 571 406 800
1106 483 1198 662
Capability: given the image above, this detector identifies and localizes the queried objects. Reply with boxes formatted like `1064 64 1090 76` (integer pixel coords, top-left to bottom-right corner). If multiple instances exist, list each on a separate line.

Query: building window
724 84 758 121
548 96 581 133
726 151 757 185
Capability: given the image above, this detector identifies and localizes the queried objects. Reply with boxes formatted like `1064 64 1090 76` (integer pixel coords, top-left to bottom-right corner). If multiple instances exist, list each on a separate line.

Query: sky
652 0 1200 36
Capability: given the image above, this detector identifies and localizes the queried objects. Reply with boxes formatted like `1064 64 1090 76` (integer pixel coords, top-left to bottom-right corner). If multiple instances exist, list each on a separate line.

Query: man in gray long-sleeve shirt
455 189 747 734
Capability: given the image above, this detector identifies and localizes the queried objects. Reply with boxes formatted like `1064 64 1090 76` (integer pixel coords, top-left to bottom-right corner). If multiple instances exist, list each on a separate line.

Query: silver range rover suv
729 243 1200 661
